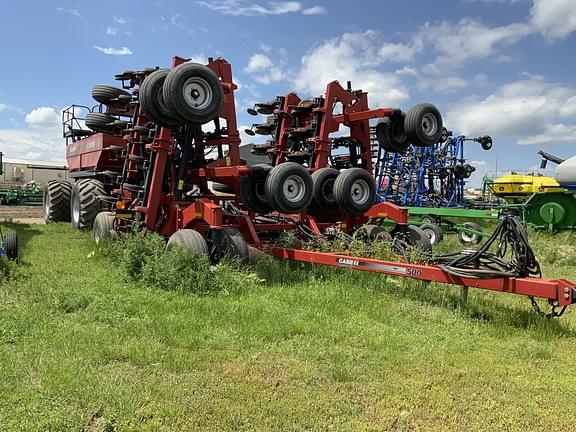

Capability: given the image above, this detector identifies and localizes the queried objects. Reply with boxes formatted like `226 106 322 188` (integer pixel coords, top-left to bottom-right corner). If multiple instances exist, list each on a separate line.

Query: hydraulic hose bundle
437 216 541 279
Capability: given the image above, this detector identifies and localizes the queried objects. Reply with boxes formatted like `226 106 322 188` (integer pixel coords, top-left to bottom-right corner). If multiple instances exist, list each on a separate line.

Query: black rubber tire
439 127 449 143
166 229 209 256
163 63 223 124
376 113 409 153
311 167 339 211
43 180 72 223
265 162 314 214
333 168 376 216
209 227 249 265
140 69 183 128
354 225 392 243
404 103 443 147
479 135 493 150
240 176 271 213
92 85 131 105
454 165 467 180
71 179 106 229
92 211 115 245
459 222 483 245
85 112 116 134
4 232 18 261
420 222 443 246
239 164 273 214
392 224 433 253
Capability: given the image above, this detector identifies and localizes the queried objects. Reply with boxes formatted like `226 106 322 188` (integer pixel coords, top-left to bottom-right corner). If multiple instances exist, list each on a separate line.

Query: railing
61 104 95 144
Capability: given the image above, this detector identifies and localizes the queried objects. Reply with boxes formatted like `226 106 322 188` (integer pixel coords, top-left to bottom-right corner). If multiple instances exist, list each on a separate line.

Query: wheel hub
351 180 370 204
421 113 438 137
183 77 213 110
322 179 335 199
283 175 306 203
72 194 80 224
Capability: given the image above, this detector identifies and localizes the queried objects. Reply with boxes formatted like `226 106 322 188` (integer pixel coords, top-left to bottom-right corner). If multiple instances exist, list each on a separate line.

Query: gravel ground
0 206 44 224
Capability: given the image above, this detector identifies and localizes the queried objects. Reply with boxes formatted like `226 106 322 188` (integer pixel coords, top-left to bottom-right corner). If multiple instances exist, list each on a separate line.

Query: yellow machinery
489 172 563 203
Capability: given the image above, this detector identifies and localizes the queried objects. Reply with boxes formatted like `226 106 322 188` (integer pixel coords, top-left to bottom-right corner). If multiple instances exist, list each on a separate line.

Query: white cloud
0 103 13 112
244 53 273 72
462 0 525 3
423 19 532 67
378 38 424 63
55 7 81 17
419 76 469 92
113 15 131 25
0 129 64 162
559 96 576 117
187 54 208 64
244 53 286 84
446 75 576 145
0 107 66 162
530 0 576 39
518 124 576 145
259 42 272 53
466 160 494 188
93 45 133 55
395 67 418 77
293 31 410 107
25 107 60 129
106 26 119 36
197 0 303 16
302 5 326 15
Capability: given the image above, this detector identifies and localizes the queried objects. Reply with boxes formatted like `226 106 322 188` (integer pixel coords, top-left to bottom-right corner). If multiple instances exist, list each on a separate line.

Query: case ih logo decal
335 256 422 277
337 258 360 266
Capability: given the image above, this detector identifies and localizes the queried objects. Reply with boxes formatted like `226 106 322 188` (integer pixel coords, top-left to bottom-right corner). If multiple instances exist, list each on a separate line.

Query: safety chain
529 296 566 318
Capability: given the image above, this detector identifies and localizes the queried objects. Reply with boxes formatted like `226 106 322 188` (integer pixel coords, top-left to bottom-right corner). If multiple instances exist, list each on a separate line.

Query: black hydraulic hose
434 216 541 279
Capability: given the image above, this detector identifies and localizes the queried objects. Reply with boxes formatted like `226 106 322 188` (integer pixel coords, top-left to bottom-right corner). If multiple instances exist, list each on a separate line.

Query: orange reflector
116 200 126 210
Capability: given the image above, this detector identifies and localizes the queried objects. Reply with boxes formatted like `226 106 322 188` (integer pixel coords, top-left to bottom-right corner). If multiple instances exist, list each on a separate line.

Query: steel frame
63 55 576 315
270 81 395 171
269 247 576 307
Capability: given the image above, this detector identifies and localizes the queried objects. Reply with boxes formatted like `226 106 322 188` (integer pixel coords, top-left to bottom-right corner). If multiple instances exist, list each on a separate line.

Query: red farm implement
45 55 575 317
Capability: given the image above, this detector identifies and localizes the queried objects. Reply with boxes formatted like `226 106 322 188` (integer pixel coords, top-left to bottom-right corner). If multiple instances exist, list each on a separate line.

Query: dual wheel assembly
43 179 106 229
240 163 376 216
417 219 484 246
353 224 432 253
139 63 224 127
86 62 225 133
376 103 443 153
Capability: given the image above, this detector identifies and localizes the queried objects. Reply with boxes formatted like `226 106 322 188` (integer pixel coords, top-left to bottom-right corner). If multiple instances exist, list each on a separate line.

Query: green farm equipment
517 191 576 232
0 183 43 206
479 151 576 233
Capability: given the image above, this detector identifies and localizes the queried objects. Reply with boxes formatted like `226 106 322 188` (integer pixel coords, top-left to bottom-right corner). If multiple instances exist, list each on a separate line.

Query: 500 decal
406 268 422 277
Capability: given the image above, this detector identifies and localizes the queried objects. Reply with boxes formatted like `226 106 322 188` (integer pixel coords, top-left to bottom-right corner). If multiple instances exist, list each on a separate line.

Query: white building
0 157 69 185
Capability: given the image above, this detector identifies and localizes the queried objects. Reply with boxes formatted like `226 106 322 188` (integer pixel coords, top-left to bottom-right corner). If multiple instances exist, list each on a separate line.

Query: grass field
1 222 576 431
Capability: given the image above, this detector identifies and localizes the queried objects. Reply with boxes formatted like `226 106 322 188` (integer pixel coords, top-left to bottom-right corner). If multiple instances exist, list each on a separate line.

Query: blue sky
0 0 575 185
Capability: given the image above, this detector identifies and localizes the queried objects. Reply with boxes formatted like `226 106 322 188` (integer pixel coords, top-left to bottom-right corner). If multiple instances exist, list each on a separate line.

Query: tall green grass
98 232 261 295
1 222 576 431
